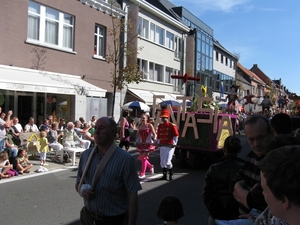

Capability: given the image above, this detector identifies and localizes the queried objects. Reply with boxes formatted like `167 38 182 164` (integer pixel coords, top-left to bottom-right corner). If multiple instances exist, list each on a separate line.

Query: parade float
151 94 237 169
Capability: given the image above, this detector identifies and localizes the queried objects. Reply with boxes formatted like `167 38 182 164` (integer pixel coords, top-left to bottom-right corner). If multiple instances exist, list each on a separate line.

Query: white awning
167 93 185 102
128 89 154 105
128 88 184 105
0 65 106 97
151 91 174 103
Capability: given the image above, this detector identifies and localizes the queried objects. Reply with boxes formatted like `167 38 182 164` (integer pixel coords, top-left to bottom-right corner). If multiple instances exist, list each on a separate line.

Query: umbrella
122 101 150 112
218 101 228 108
160 100 181 107
186 100 192 107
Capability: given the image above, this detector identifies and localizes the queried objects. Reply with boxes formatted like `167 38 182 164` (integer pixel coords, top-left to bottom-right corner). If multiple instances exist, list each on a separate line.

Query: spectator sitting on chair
24 117 39 132
82 122 95 146
47 122 64 162
0 108 13 152
74 121 91 149
11 116 23 133
39 119 50 132
4 126 18 169
79 117 85 129
88 116 96 128
62 122 83 148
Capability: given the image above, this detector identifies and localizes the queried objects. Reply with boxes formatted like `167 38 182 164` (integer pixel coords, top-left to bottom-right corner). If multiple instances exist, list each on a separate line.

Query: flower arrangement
189 94 219 112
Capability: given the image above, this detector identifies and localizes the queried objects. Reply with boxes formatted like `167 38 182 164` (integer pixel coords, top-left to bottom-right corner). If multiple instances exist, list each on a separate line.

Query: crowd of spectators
0 108 96 179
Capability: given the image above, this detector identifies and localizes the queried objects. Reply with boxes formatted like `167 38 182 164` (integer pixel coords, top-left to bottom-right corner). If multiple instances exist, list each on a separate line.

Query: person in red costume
156 108 179 181
242 90 256 110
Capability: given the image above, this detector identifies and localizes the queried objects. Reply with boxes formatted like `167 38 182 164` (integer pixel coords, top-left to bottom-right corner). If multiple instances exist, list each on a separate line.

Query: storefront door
18 95 33 127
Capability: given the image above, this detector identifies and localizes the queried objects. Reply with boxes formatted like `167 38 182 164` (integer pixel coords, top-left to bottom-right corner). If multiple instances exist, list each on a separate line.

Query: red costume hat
160 109 170 118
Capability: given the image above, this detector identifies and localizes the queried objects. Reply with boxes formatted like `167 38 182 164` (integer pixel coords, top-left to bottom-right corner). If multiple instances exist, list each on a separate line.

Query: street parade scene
1 0 300 225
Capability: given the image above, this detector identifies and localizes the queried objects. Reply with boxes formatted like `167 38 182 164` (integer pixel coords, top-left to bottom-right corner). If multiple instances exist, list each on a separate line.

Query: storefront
0 65 106 127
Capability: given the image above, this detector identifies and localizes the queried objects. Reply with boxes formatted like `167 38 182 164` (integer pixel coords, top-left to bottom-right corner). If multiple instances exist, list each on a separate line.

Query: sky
170 0 300 96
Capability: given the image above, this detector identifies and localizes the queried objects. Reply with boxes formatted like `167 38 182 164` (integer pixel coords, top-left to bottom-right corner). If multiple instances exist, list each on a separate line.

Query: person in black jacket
203 135 244 225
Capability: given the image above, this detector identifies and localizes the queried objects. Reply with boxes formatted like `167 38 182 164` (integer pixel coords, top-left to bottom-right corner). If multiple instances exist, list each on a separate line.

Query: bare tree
31 47 47 70
106 1 143 118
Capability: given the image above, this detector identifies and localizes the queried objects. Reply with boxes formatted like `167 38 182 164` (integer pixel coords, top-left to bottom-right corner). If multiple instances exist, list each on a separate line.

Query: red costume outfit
136 124 155 152
242 90 256 111
157 122 179 145
157 109 179 181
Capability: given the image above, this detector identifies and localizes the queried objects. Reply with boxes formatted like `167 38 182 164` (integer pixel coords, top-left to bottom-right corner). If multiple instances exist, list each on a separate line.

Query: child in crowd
157 196 184 225
39 131 49 166
0 151 12 178
16 149 33 174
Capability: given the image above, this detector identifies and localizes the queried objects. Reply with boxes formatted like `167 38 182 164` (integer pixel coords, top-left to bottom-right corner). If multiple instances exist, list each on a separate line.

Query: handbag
215 219 254 225
6 168 18 176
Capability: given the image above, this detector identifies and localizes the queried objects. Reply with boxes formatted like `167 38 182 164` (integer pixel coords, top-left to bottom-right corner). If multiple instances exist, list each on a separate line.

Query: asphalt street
0 135 250 225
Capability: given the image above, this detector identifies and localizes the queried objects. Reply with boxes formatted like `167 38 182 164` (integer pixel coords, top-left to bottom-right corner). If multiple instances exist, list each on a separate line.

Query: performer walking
135 113 156 179
156 108 179 181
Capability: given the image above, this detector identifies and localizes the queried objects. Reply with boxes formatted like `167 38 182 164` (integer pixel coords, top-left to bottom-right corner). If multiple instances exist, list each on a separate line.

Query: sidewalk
1 145 139 181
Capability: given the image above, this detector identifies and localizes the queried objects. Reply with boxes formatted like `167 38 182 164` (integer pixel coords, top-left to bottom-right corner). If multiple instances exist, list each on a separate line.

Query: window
150 23 155 42
165 67 173 83
216 52 219 61
138 17 142 36
94 25 106 58
166 31 174 49
155 25 164 45
27 1 74 50
174 36 182 59
149 62 154 80
138 17 149 39
221 55 223 64
154 64 163 82
225 57 228 66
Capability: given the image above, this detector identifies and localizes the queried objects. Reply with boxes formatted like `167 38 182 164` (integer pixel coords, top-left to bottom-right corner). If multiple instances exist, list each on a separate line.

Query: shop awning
167 93 185 102
0 65 106 97
128 88 184 105
128 89 154 105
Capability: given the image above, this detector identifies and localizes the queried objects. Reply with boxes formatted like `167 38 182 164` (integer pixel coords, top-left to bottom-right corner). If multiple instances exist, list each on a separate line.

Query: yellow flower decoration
201 85 207 97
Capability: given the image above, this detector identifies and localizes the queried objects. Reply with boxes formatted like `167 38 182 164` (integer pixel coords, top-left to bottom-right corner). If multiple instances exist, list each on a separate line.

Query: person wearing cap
156 108 179 181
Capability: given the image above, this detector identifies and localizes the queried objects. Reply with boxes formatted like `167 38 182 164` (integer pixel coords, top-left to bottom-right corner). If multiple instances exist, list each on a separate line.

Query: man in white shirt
12 117 23 133
24 117 39 132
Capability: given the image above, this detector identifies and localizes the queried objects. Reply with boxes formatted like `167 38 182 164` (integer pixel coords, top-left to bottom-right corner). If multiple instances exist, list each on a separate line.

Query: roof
237 62 265 85
213 38 239 60
144 0 184 23
250 64 271 84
